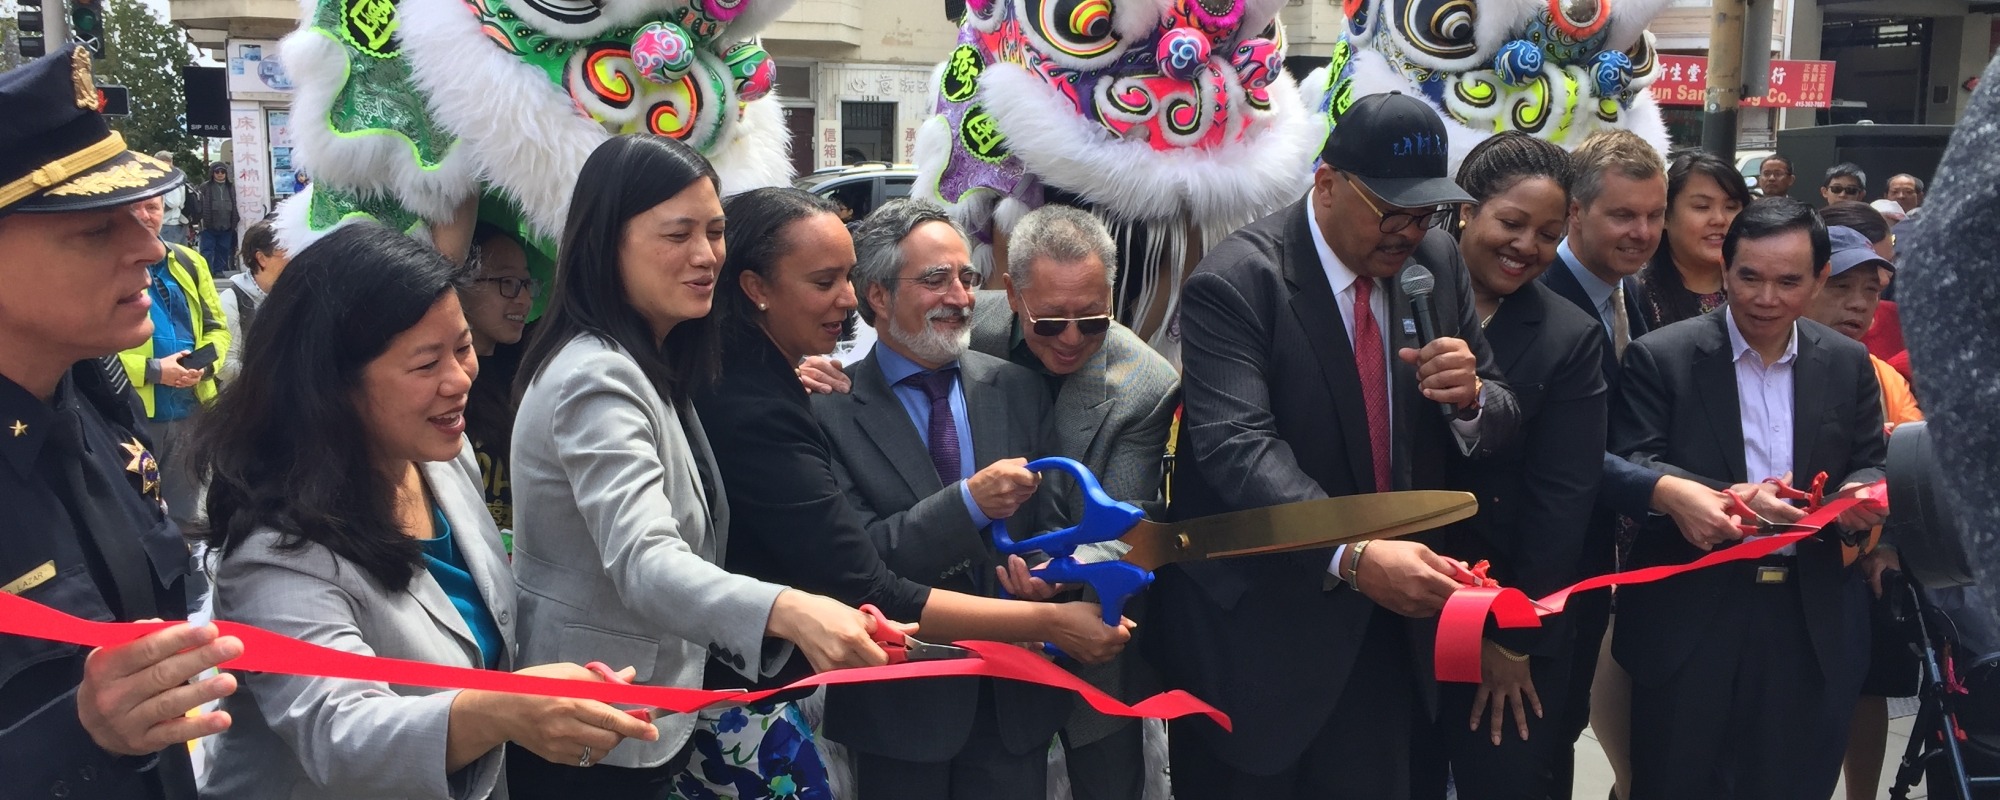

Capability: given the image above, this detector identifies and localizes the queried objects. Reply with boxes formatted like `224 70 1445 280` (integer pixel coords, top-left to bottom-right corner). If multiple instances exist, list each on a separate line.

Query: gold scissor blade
1121 490 1479 571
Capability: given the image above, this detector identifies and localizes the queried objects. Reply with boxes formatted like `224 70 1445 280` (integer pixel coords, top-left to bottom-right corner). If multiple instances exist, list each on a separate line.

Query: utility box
1772 124 1956 203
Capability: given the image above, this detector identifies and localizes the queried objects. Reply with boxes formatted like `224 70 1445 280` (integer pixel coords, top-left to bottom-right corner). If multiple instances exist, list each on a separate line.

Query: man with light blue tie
812 199 1073 800
1539 129 1746 800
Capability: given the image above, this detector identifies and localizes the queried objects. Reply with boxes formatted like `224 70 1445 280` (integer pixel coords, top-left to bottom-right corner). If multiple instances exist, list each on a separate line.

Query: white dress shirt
1304 196 1483 578
1726 307 1799 552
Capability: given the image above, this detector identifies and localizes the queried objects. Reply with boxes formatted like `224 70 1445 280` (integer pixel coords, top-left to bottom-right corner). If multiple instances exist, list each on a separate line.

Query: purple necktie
903 368 962 486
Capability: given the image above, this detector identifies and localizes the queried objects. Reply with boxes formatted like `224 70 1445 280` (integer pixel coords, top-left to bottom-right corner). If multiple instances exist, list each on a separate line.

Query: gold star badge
121 438 161 500
8 420 23 437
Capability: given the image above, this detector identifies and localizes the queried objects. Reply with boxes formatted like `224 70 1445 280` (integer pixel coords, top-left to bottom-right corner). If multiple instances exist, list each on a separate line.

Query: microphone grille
1398 264 1436 295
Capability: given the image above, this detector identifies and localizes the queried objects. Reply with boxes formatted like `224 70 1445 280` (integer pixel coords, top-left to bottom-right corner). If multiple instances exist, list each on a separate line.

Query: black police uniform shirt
0 359 197 799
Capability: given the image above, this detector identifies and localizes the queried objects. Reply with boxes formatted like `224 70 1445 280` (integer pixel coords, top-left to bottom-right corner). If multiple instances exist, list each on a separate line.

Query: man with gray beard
811 199 1076 800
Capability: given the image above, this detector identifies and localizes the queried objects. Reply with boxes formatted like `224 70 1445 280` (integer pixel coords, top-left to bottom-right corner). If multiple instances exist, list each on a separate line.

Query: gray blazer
509 334 786 769
200 445 517 800
969 291 1180 746
810 348 1072 765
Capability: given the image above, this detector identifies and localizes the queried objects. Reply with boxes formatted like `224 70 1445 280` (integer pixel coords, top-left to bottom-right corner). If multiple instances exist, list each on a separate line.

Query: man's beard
887 305 972 365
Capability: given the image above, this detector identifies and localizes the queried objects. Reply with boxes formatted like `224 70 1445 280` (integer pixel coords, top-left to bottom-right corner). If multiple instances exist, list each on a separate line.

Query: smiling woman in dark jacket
1412 132 1608 800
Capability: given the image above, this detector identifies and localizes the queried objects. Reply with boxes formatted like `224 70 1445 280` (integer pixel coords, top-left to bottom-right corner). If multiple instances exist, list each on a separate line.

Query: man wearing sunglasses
964 204 1179 800
1153 91 1521 799
1820 162 1868 206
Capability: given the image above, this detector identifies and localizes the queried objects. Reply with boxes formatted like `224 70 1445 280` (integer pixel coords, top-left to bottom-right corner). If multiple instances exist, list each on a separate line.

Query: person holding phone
118 194 231 530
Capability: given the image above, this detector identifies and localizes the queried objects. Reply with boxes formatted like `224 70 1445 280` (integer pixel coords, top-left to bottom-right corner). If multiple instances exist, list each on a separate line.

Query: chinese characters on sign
230 101 271 226
1647 55 1837 108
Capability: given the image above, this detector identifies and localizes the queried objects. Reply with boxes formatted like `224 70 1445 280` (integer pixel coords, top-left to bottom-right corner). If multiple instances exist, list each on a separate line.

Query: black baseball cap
1323 92 1472 210
0 45 182 216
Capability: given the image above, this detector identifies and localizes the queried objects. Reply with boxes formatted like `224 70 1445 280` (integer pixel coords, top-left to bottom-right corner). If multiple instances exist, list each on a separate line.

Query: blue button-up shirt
1558 239 1621 338
873 345 991 528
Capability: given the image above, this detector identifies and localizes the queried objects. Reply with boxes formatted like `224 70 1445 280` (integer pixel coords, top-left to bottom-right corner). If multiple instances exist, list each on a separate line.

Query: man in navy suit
1541 129 1742 798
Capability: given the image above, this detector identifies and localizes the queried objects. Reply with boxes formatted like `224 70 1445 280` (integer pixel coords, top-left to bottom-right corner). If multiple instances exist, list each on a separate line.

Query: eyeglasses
1826 184 1863 197
473 276 541 299
898 266 985 294
1026 310 1112 337
1343 173 1448 234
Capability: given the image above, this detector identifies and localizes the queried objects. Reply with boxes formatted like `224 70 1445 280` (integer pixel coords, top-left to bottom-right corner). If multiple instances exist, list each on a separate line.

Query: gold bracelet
1493 643 1531 662
1345 540 1373 584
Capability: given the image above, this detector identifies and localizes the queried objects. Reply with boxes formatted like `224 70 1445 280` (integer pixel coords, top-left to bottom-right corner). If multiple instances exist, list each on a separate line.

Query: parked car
794 162 918 222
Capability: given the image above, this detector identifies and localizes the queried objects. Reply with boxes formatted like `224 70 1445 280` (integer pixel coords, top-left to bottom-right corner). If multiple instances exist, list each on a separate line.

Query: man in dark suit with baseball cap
1149 91 1520 799
0 46 242 799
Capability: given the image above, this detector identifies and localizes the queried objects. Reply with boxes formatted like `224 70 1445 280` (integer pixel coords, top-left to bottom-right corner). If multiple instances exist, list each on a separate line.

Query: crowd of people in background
1 40 1956 800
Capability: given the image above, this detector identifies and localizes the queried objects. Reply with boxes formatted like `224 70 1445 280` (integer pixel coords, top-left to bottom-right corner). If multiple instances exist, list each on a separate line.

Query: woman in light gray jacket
191 223 657 799
506 134 896 798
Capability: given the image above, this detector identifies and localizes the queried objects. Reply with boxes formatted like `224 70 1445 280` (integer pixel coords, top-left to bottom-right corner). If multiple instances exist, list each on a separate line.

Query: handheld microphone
1397 264 1457 419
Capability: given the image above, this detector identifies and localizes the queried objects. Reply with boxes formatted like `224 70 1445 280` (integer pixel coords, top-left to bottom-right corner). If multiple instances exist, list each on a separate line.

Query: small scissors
861 604 974 664
582 661 662 721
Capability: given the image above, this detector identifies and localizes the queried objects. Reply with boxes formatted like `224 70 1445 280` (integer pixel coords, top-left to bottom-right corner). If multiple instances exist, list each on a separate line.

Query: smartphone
181 343 220 373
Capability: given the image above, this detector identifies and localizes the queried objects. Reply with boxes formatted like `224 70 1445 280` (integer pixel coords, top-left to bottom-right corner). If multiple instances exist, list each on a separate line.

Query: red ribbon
1434 480 1888 683
0 592 1229 730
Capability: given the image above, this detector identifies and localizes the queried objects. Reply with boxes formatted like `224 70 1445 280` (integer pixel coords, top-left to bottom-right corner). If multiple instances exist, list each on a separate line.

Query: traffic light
97 85 130 116
18 0 47 59
71 0 107 59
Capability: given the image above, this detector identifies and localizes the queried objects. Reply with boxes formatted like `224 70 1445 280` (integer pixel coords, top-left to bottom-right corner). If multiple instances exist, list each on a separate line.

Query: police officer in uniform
0 46 243 799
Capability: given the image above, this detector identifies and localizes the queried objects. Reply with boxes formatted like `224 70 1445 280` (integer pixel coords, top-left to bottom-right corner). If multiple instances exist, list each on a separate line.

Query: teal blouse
418 506 503 670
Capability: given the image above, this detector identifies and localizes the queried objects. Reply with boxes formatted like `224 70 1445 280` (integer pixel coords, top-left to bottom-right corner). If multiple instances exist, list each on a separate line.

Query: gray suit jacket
968 291 1179 744
201 445 516 800
510 334 786 768
810 348 1073 764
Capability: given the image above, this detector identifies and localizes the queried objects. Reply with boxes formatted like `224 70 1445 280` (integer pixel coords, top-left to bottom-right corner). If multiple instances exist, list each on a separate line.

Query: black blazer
1151 198 1520 774
0 363 197 798
1444 282 1606 655
1542 252 1658 519
693 326 933 690
810 348 1072 764
1609 310 1887 686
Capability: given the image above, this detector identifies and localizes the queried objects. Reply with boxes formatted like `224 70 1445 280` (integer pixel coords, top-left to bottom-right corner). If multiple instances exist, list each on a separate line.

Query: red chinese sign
1648 55 1836 109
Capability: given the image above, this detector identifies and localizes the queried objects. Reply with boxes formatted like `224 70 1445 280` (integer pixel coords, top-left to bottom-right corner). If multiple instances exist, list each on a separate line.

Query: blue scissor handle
989 457 1146 560
988 457 1154 628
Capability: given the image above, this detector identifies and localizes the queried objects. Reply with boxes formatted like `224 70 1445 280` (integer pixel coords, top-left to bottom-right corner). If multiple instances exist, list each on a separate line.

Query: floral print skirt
669 700 831 800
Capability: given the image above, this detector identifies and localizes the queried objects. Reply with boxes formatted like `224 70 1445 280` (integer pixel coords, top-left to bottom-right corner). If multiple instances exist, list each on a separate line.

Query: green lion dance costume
914 0 1669 360
274 0 794 265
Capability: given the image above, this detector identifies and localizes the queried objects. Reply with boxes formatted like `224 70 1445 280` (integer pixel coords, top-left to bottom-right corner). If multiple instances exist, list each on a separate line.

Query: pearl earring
758 303 768 311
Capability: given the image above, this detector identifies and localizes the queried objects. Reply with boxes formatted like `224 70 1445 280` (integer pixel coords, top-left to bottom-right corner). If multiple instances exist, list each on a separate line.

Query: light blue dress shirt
1557 239 1621 338
873 346 992 528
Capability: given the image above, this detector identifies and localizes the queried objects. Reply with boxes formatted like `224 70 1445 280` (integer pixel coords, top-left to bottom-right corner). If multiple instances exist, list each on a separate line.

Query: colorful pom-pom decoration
631 21 696 85
725 42 777 102
1493 40 1545 86
1156 28 1211 82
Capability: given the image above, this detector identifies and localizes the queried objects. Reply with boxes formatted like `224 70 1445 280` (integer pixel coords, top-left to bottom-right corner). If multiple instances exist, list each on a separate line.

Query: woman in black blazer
1412 133 1610 800
693 188 1129 676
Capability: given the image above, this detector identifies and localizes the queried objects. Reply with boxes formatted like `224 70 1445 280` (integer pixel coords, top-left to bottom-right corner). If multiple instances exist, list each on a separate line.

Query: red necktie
1352 278 1392 493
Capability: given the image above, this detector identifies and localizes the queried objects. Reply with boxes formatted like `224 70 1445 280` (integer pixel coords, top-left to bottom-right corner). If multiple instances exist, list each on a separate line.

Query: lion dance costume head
912 0 1325 358
275 0 796 267
1301 0 1671 169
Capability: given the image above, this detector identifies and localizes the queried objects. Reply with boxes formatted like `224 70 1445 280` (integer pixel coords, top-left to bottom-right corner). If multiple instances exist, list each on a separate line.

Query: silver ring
577 746 593 768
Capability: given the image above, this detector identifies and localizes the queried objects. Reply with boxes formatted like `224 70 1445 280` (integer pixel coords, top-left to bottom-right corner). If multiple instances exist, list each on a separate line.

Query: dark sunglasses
1826 184 1862 196
1027 310 1112 337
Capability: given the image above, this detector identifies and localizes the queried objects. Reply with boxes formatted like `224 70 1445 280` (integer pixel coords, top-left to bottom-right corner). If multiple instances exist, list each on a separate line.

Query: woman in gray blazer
190 224 658 799
507 135 896 798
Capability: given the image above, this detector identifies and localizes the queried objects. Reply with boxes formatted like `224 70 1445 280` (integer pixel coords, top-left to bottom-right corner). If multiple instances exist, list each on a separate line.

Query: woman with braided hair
1412 132 1610 799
